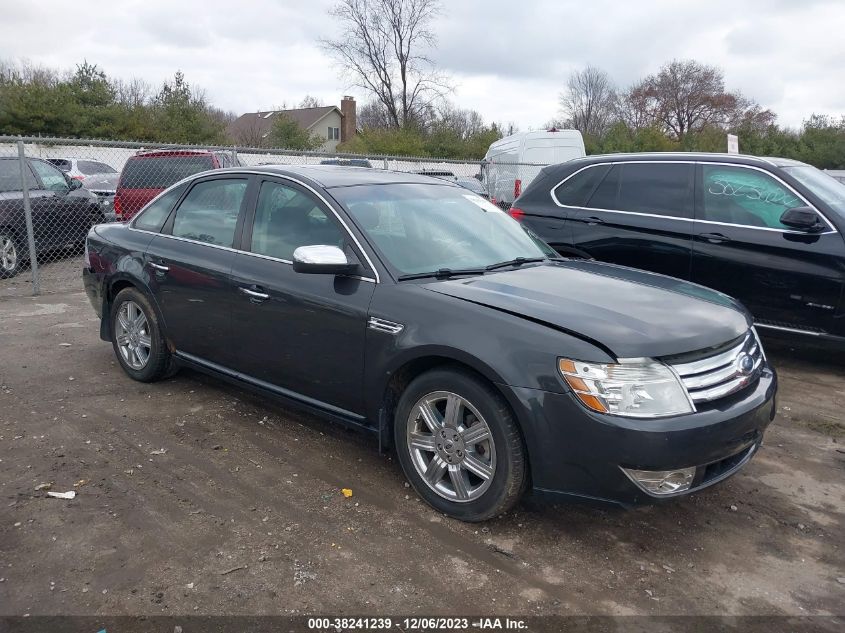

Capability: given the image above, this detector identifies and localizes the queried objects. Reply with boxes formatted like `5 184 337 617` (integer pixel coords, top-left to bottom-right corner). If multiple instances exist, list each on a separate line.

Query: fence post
231 146 238 166
17 140 40 296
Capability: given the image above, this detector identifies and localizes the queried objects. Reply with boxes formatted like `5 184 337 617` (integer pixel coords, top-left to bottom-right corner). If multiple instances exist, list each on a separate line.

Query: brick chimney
340 96 356 143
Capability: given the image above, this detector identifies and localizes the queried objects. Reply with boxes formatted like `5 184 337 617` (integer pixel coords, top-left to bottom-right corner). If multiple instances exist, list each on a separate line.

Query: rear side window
170 179 247 247
700 165 801 229
120 155 214 189
78 160 116 175
554 164 611 206
617 163 693 218
0 159 38 192
133 184 187 233
586 164 621 209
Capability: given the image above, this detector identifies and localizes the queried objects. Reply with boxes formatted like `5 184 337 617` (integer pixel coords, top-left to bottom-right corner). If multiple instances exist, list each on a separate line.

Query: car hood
422 261 751 359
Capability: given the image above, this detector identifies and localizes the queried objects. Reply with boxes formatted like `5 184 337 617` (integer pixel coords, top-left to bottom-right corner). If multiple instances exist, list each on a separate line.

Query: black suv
510 153 845 344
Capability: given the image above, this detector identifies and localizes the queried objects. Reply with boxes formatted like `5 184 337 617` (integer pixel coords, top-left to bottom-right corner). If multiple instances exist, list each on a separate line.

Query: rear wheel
394 368 527 521
0 231 21 279
110 287 175 382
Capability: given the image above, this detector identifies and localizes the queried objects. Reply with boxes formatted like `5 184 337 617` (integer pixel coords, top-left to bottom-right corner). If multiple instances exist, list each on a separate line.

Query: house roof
227 106 341 143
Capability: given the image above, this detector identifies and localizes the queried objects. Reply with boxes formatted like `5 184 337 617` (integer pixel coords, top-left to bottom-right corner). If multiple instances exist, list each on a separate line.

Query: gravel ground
0 289 843 618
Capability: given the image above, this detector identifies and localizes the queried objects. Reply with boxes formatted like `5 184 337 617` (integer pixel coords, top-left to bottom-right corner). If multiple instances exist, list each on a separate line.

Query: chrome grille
670 331 764 404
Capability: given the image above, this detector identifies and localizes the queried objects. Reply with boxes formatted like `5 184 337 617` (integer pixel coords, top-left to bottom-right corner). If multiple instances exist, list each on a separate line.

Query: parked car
320 158 373 168
82 172 119 221
482 129 585 209
510 153 845 346
46 158 118 180
83 166 776 521
456 177 489 199
1 157 102 278
114 149 234 220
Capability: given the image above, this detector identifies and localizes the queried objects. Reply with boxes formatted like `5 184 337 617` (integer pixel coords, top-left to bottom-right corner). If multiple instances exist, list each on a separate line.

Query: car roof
214 164 460 188
133 149 217 158
565 152 802 169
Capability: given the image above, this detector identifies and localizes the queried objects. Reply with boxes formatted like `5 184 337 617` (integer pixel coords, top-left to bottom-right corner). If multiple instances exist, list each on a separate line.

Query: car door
28 159 94 247
228 177 376 416
568 162 695 280
691 163 842 333
144 176 250 365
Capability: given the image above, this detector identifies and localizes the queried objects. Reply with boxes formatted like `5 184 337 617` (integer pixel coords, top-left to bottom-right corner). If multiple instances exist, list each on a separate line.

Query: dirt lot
1 289 843 618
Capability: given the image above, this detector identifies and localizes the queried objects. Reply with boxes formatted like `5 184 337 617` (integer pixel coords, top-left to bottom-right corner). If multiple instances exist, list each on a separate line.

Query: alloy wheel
0 235 17 272
406 390 497 503
115 300 151 370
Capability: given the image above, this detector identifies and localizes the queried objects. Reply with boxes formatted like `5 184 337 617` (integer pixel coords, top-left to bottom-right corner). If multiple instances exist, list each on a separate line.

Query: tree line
0 59 233 144
555 61 845 169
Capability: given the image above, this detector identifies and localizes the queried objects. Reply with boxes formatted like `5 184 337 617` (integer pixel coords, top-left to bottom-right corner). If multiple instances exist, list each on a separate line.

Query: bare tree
559 65 617 137
299 95 324 108
114 77 152 108
321 0 447 129
615 80 659 132
644 60 747 140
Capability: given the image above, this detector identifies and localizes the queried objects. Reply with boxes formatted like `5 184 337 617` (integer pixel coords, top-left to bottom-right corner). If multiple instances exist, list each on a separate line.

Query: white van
482 129 585 207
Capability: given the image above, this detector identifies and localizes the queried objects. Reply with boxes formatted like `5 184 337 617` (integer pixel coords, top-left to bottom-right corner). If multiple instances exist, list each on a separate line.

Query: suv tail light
114 194 123 219
508 206 525 221
513 179 522 199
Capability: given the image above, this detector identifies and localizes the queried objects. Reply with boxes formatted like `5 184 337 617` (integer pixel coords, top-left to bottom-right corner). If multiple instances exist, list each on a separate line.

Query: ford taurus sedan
82 166 777 521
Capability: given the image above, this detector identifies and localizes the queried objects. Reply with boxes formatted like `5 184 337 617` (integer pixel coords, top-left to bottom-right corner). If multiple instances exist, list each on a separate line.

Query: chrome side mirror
292 245 357 275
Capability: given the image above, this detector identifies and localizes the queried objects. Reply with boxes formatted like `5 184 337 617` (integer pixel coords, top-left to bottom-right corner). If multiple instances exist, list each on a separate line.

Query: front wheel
394 368 527 521
110 287 175 382
0 231 22 279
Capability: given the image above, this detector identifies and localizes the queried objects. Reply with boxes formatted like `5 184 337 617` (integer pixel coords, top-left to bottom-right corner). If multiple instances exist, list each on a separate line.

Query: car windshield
334 183 556 275
781 164 845 216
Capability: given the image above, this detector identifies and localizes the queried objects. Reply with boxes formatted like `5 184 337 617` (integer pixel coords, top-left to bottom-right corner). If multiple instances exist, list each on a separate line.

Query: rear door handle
239 286 270 302
698 232 731 244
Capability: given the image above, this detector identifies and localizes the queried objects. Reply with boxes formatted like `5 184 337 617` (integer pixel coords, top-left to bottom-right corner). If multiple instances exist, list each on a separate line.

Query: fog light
621 466 696 496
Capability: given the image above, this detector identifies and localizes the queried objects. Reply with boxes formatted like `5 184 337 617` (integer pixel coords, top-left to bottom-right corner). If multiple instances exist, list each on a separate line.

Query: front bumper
501 367 777 506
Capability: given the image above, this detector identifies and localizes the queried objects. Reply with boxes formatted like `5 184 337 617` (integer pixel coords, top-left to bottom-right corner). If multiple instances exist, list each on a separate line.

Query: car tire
394 367 527 521
0 230 22 279
110 287 176 382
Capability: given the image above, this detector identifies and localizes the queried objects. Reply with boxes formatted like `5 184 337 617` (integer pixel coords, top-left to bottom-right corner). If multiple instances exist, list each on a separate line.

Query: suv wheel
0 231 21 279
394 368 526 521
110 287 175 382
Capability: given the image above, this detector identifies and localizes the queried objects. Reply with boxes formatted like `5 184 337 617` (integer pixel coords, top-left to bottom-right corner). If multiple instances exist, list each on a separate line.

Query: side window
617 163 693 218
29 160 69 192
78 160 116 175
553 164 611 206
170 179 247 247
700 165 803 229
250 180 345 261
0 159 38 192
586 164 621 209
133 184 187 233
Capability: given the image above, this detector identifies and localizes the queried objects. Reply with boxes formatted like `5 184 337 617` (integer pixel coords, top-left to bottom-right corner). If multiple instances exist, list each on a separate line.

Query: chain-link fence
0 135 547 296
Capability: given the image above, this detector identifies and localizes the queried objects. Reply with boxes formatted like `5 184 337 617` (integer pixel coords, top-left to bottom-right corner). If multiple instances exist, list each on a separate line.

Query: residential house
227 96 357 151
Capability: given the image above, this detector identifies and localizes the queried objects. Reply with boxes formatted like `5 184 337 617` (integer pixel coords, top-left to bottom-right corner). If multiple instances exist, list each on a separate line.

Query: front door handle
581 216 605 226
698 232 731 244
239 286 270 302
149 262 169 272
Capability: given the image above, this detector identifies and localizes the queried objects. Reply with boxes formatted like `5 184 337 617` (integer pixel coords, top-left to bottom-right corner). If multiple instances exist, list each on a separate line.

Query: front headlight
558 357 694 418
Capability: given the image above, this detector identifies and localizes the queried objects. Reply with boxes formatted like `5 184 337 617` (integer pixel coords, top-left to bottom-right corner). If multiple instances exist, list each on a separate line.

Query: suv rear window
120 155 214 189
554 164 611 206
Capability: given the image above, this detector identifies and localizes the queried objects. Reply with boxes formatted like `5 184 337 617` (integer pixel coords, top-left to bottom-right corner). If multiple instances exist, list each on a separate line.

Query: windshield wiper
397 268 487 281
485 256 547 271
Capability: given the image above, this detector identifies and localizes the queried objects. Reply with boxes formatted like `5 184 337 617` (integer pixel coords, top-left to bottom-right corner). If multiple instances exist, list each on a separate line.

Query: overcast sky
1 0 843 129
